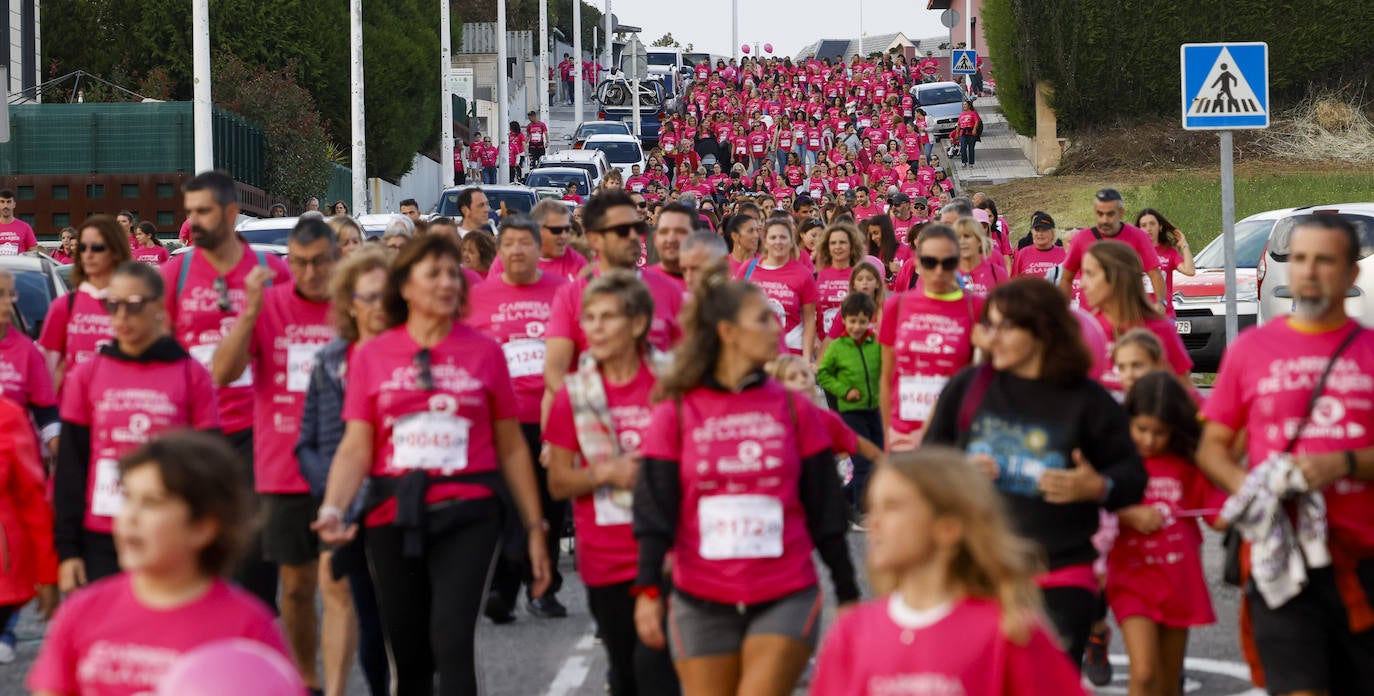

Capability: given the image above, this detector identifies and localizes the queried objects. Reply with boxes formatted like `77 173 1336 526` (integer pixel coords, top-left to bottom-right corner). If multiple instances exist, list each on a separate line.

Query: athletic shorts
667 584 822 661
261 493 319 566
1248 563 1374 695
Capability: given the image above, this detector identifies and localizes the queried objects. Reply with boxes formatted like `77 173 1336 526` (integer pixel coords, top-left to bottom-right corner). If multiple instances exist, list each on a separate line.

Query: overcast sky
615 0 952 59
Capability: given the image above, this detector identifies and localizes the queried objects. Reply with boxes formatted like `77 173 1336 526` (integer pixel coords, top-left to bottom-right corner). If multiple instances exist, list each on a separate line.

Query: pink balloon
763 43 774 53
157 639 305 696
741 44 751 54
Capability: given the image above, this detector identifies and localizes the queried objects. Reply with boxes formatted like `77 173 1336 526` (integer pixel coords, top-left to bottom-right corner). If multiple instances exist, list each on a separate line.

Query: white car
536 149 610 191
1258 202 1374 326
580 134 646 180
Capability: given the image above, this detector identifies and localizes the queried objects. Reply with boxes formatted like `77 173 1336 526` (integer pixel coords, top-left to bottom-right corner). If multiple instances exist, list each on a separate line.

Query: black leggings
366 498 502 696
226 428 280 613
585 581 680 696
1043 585 1098 669
491 423 565 603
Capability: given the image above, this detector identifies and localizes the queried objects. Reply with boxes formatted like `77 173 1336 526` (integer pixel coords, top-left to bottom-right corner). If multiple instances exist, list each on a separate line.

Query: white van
536 149 611 190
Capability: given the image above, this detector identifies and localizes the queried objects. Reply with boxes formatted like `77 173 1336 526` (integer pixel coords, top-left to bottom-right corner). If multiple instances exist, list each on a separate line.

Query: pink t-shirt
547 270 682 355
734 259 819 355
40 285 114 375
486 247 588 283
959 257 1008 297
645 263 687 294
1204 320 1374 553
162 245 293 433
526 121 549 148
133 245 170 265
1154 245 1184 317
0 328 55 409
247 285 335 494
0 219 37 255
878 291 981 434
342 323 517 527
810 596 1087 696
1106 453 1218 627
544 362 655 587
1013 244 1067 278
814 265 852 334
60 352 220 533
28 575 287 696
641 381 831 604
466 272 567 424
1094 314 1192 396
1061 223 1163 305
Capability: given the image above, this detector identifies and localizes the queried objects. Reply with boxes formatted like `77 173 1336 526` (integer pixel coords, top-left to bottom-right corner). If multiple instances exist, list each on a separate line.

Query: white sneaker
0 641 16 664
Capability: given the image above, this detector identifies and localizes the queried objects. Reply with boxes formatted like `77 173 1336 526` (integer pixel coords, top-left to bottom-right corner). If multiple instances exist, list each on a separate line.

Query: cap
1030 211 1055 229
972 208 991 224
890 192 912 204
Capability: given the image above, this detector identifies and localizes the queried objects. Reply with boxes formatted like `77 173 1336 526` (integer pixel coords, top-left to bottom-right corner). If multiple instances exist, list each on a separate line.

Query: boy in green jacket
816 293 883 518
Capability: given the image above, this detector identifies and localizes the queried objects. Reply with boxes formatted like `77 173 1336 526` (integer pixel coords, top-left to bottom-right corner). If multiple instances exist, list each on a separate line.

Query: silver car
1257 202 1374 326
913 81 969 140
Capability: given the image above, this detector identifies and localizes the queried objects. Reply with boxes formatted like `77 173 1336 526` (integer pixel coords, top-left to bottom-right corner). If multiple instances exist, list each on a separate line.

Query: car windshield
436 189 533 217
918 86 965 105
9 268 55 335
525 171 589 195
578 123 629 139
647 53 678 66
1266 212 1374 262
584 141 642 164
239 225 293 246
1193 218 1275 269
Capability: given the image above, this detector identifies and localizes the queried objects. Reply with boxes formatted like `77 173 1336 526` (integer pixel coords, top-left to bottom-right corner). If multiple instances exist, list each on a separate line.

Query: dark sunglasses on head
544 225 572 235
213 276 231 313
597 221 649 238
101 296 152 315
413 348 434 391
78 243 108 253
919 255 959 271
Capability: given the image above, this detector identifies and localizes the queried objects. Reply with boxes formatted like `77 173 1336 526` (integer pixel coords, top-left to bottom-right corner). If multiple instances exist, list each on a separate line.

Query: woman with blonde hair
811 448 1087 695
953 217 1008 297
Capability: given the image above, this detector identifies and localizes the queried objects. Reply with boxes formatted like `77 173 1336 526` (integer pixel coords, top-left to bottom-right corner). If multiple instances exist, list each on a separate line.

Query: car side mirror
563 134 573 141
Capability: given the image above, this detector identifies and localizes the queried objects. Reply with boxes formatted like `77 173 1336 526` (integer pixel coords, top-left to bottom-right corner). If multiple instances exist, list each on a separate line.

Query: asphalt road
0 527 1261 696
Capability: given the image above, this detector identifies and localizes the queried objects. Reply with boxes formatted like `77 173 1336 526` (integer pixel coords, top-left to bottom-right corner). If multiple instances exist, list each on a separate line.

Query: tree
650 33 693 52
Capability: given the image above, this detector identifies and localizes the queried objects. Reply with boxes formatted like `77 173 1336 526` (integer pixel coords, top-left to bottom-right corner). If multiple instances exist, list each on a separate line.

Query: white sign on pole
447 68 475 105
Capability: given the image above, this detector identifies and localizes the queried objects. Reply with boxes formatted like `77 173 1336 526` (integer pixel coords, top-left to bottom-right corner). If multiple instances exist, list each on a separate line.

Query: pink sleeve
877 294 901 347
341 343 376 424
640 400 681 461
798 273 819 306
26 344 56 408
246 606 292 658
543 387 579 453
1061 232 1085 276
25 590 83 693
809 608 857 696
1132 232 1161 272
58 361 91 425
266 253 294 284
160 256 183 324
37 296 69 354
23 226 37 249
484 342 518 421
187 359 222 430
1201 340 1246 430
1005 625 1090 695
546 283 581 343
795 396 836 457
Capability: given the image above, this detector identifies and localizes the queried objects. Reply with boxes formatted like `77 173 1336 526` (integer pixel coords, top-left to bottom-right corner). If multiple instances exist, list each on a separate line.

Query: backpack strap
744 257 761 281
257 248 273 288
176 247 195 300
957 363 995 432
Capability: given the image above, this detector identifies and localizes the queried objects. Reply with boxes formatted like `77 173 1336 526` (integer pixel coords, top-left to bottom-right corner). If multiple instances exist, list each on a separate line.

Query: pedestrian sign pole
1180 42 1269 345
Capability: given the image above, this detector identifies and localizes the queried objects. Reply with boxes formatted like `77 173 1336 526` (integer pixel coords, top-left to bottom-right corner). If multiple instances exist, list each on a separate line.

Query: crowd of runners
0 47 1368 696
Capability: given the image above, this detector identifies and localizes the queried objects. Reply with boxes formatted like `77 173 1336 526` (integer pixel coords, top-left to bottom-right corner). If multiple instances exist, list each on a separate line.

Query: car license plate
1176 320 1192 334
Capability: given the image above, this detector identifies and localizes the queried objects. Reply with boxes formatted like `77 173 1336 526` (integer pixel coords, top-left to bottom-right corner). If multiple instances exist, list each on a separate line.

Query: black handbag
1221 326 1361 586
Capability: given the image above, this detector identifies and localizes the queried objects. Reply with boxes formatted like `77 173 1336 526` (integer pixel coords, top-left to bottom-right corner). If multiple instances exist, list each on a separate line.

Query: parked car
173 243 287 261
0 252 70 340
1258 202 1374 327
581 133 647 180
913 81 969 140
236 216 298 246
524 167 594 198
537 149 610 191
1171 209 1290 372
595 79 670 145
567 120 633 149
435 185 538 221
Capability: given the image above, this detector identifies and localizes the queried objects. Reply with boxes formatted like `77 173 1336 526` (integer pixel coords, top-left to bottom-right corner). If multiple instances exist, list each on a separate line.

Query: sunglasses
78 243 108 253
352 291 383 305
979 318 1021 334
413 348 434 391
101 296 151 315
597 221 649 238
918 255 959 271
213 276 232 313
544 225 572 235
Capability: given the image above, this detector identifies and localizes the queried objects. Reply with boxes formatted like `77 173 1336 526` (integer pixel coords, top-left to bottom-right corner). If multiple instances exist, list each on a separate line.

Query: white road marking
543 629 599 696
1092 654 1265 696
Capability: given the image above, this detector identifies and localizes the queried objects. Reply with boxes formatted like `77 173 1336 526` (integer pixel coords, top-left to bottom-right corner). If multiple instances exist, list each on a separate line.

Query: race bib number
784 323 805 351
823 307 840 330
0 242 16 256
898 374 948 423
286 343 324 393
698 494 784 560
190 342 252 387
502 339 547 379
91 458 125 518
593 486 634 526
392 412 471 472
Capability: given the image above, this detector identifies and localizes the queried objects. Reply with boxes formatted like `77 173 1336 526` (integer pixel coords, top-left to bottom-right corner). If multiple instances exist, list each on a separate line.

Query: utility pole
349 0 367 212
497 0 510 183
573 0 583 122
192 0 212 173
440 0 455 188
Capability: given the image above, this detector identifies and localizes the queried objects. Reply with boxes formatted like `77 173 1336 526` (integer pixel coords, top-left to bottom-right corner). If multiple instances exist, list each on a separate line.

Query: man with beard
1199 215 1374 696
645 203 695 292
1057 188 1166 312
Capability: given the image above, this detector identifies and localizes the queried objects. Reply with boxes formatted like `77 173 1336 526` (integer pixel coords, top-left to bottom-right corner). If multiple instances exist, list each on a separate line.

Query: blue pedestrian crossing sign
951 50 977 75
1180 42 1269 130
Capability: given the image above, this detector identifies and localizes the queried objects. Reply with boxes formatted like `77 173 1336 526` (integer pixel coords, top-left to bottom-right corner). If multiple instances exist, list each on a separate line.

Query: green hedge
983 0 1374 135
